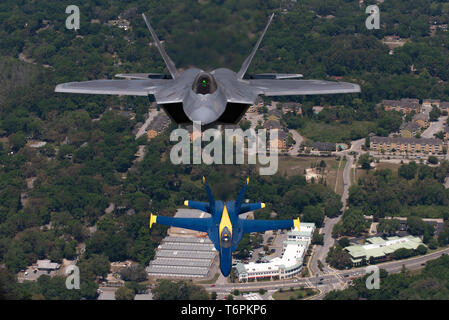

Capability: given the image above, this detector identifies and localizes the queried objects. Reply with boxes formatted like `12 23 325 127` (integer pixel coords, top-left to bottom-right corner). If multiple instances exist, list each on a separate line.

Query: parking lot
17 267 56 283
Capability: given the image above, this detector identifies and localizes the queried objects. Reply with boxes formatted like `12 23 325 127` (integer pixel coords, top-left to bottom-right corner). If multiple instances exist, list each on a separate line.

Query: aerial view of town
1 0 449 311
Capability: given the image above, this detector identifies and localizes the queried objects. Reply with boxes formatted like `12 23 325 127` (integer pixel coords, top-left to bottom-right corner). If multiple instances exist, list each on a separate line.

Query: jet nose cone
187 107 220 125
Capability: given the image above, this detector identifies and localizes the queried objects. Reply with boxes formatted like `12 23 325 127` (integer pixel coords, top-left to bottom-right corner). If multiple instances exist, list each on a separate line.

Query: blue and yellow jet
150 177 300 277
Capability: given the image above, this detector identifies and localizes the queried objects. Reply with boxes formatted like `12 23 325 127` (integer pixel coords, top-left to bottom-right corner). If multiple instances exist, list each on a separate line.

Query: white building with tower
235 222 315 282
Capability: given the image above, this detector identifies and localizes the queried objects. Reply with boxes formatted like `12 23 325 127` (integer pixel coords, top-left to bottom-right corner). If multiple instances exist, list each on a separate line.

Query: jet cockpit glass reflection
220 227 232 248
192 72 217 95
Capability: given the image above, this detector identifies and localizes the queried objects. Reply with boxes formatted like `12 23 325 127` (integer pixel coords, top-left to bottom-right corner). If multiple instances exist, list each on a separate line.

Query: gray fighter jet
55 13 360 125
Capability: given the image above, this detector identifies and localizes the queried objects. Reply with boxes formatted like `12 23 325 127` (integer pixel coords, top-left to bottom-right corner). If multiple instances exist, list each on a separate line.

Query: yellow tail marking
150 213 157 229
184 200 189 206
261 203 266 208
293 218 300 231
246 177 250 184
219 205 233 239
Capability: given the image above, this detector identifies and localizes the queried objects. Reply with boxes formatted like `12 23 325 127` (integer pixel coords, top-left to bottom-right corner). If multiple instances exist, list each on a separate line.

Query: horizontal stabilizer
184 200 210 212
239 203 265 214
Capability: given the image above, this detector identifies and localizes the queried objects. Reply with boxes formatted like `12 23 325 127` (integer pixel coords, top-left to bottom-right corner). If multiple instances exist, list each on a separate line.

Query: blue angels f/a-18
149 177 300 277
55 13 360 126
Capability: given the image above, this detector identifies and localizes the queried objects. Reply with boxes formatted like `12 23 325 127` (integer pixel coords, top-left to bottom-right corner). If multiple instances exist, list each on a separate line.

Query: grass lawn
277 156 340 190
272 287 318 300
298 120 376 143
334 159 346 196
195 272 220 284
375 162 401 172
356 161 402 181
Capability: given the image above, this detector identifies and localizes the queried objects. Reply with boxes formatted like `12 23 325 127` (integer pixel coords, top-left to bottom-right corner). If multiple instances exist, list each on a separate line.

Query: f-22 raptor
149 177 300 277
55 13 360 126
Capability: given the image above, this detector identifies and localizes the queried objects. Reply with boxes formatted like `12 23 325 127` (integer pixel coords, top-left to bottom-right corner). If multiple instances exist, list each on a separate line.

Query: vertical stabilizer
237 13 275 79
142 13 179 79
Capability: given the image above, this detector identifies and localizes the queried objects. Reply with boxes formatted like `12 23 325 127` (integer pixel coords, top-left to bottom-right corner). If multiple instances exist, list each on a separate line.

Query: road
135 108 161 139
421 115 447 138
245 111 264 129
288 129 303 156
309 139 361 276
204 246 449 299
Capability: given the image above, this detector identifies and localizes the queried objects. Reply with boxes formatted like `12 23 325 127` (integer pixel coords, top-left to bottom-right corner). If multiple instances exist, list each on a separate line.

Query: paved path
421 115 447 138
309 140 358 276
135 109 161 139
288 129 303 156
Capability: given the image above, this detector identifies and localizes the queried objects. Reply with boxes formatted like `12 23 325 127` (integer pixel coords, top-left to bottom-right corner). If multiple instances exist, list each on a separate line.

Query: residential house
382 98 421 114
275 130 289 152
370 136 444 154
422 99 440 108
443 126 449 141
313 142 336 153
312 106 324 114
36 259 60 272
412 112 429 128
248 96 264 113
146 114 171 141
439 102 449 113
263 119 281 130
400 122 420 138
281 102 302 115
267 108 282 120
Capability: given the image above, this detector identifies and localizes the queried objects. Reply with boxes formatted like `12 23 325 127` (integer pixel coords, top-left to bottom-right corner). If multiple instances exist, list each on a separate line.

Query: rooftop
148 113 171 132
371 136 443 145
345 235 424 260
382 98 420 108
36 259 60 270
264 119 281 130
401 122 420 132
412 113 429 121
313 141 336 151
236 224 315 276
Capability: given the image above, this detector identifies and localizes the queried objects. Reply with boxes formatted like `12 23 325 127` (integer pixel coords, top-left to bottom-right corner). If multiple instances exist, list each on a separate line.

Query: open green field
355 161 402 181
376 162 402 172
298 121 376 143
278 156 344 194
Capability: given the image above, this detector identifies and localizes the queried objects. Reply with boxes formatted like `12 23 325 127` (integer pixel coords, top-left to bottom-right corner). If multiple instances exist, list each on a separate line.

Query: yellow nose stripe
219 205 232 239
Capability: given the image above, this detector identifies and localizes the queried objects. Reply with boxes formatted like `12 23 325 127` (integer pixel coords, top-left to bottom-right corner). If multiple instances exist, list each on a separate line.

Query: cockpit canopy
220 226 232 248
192 72 217 95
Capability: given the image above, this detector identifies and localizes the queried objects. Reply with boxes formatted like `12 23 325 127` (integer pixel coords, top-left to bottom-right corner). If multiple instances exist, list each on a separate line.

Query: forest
347 162 449 220
324 254 449 300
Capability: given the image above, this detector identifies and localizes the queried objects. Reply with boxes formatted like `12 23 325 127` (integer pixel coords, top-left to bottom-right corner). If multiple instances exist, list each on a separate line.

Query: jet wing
115 73 172 80
149 214 211 233
55 79 170 96
241 218 300 234
248 79 360 96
